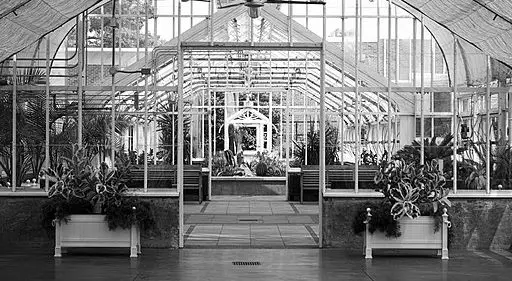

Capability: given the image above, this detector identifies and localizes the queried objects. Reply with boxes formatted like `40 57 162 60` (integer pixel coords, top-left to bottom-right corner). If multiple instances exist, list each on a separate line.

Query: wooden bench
127 165 203 203
300 165 379 202
300 165 320 203
126 165 176 189
181 165 203 204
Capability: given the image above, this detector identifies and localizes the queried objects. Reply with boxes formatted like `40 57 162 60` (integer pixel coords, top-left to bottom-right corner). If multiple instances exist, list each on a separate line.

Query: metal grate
232 261 261 266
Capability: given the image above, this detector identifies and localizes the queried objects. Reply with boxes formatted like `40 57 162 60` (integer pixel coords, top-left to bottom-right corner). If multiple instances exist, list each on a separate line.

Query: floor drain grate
232 261 261 266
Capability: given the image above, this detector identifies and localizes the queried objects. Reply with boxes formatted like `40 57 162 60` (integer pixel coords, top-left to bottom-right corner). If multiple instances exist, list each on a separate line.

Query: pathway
184 196 319 248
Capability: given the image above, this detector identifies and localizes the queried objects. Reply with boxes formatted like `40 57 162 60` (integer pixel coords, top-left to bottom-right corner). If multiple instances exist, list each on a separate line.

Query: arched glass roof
84 5 416 126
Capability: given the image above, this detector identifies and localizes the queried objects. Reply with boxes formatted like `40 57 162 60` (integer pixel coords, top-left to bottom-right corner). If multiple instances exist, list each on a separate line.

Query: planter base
54 215 141 258
364 209 450 259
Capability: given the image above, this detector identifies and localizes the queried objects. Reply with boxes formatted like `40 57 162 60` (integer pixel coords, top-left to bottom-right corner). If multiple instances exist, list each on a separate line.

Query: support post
386 0 392 160
207 52 212 200
77 14 84 146
177 0 184 248
441 208 450 260
45 36 51 192
54 220 62 257
486 55 491 193
354 0 360 193
364 208 372 259
452 35 458 193
11 54 17 191
318 1 326 248
420 15 425 165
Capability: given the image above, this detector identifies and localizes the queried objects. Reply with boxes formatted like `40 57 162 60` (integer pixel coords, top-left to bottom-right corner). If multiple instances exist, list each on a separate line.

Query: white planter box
364 209 450 259
54 214 141 258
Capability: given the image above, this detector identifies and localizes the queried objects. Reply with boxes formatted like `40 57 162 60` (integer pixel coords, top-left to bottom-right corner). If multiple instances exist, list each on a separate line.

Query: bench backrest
301 165 378 190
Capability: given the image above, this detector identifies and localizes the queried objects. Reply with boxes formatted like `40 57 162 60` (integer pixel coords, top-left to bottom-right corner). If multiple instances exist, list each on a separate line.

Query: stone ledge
0 189 179 198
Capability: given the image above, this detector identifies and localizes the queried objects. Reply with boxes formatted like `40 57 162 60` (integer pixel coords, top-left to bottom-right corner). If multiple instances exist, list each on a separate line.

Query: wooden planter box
54 215 140 258
364 208 450 259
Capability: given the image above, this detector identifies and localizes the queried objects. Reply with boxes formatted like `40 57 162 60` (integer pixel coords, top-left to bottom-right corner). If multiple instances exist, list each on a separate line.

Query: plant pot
54 214 140 258
364 210 450 259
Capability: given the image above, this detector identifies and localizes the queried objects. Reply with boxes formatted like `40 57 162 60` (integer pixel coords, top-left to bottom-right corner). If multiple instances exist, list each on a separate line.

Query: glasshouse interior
2 0 512 279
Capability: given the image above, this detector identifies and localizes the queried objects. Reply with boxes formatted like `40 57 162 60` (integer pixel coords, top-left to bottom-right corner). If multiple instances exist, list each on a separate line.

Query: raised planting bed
211 176 286 196
54 214 140 258
364 208 450 259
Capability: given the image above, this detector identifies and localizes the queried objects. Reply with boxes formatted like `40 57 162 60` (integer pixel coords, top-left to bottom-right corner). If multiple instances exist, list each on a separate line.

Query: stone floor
184 196 319 248
3 248 512 280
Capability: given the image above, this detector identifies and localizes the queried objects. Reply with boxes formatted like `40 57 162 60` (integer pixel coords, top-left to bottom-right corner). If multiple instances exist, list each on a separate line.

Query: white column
318 1 326 248
45 36 50 191
420 15 425 165
77 14 84 146
177 0 185 248
452 35 458 193
12 55 17 191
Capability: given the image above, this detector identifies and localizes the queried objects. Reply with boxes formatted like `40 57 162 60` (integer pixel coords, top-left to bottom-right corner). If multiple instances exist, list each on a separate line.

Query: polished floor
184 196 319 248
3 248 512 280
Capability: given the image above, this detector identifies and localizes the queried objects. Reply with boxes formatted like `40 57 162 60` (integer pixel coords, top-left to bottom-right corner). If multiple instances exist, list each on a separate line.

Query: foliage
157 105 191 164
352 201 449 238
211 151 244 176
249 151 285 176
392 135 463 176
41 143 155 231
462 138 512 190
374 158 451 220
360 149 378 166
104 197 155 231
352 201 400 237
292 123 339 166
44 144 128 209
0 69 68 186
255 162 267 176
40 196 93 237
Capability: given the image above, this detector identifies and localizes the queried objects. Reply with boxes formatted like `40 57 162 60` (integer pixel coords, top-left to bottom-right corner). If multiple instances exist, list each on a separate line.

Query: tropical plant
463 138 512 190
157 105 191 164
360 149 378 166
292 123 340 166
0 69 69 187
211 151 244 176
249 151 285 176
41 143 155 235
374 158 451 219
352 158 451 238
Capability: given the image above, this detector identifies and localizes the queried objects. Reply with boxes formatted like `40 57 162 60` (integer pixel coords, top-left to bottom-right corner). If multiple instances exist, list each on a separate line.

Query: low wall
0 192 179 251
322 196 512 251
212 176 286 196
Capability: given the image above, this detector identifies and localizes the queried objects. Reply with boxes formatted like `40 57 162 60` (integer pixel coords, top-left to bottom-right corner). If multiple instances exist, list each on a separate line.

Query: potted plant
41 144 155 258
353 158 452 259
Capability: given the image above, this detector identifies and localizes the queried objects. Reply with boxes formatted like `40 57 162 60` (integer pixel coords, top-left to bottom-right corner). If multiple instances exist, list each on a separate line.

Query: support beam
177 0 184 248
12 55 17 191
318 1 326 249
452 35 458 194
45 36 50 192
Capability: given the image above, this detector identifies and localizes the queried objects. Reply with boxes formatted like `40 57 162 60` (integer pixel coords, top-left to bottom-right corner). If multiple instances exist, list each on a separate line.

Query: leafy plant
211 151 244 176
157 105 191 164
249 151 285 176
292 123 339 166
374 158 450 220
104 197 155 231
360 149 378 166
41 143 154 232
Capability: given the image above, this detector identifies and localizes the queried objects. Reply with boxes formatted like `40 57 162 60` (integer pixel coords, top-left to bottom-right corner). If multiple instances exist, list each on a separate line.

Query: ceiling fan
182 0 326 19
